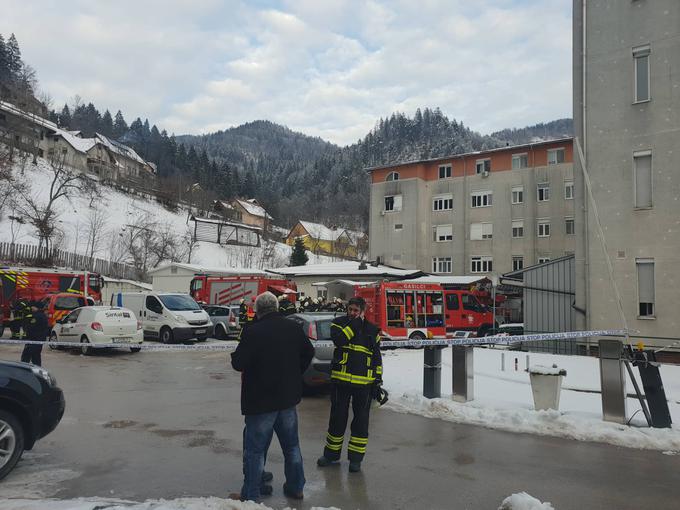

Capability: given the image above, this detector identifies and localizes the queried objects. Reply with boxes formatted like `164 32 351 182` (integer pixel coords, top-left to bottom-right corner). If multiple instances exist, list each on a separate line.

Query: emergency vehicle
189 275 297 308
354 280 494 339
0 267 103 334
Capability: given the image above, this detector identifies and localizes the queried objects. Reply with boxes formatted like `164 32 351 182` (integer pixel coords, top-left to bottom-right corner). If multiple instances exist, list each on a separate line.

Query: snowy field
0 156 333 270
382 347 680 452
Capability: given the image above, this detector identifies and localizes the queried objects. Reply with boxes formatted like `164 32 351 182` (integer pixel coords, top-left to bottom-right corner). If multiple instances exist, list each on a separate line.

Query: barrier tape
0 329 627 351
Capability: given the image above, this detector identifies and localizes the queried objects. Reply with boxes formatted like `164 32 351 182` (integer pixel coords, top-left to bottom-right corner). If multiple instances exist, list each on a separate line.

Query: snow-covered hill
0 153 332 274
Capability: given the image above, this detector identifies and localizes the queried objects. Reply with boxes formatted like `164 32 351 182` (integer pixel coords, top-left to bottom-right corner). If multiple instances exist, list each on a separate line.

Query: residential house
286 220 359 259
212 198 272 230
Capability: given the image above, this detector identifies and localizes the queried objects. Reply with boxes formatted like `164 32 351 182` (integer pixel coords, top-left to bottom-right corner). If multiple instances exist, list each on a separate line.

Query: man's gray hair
254 291 279 316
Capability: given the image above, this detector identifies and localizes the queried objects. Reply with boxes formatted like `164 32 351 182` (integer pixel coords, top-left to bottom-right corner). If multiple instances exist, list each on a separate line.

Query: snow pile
382 347 680 451
499 492 555 510
528 364 566 376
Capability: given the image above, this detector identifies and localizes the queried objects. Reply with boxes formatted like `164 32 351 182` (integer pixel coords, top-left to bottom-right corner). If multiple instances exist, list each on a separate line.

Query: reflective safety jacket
330 316 382 386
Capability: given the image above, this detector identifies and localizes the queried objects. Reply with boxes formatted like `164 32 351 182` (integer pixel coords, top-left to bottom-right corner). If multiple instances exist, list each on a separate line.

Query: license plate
195 329 206 335
112 337 131 343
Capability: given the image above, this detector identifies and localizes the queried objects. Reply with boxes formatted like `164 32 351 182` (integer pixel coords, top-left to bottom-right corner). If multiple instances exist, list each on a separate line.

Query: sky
1 0 572 146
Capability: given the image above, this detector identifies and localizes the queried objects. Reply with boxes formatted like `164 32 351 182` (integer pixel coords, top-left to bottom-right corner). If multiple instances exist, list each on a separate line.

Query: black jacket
24 310 49 341
330 315 382 386
231 312 314 415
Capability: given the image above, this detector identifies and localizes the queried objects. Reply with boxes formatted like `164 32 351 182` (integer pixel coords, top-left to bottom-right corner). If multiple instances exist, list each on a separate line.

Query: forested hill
490 118 573 146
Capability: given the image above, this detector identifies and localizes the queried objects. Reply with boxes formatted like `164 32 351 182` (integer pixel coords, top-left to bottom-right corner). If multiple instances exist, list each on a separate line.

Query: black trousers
21 343 43 366
323 384 372 462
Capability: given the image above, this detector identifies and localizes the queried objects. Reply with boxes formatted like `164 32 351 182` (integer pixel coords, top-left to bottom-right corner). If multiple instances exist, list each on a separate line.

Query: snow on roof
58 130 96 153
190 215 263 231
0 100 59 132
406 275 489 285
297 220 348 242
235 198 272 219
95 133 149 166
312 279 377 287
148 262 269 276
270 261 421 277
102 277 153 290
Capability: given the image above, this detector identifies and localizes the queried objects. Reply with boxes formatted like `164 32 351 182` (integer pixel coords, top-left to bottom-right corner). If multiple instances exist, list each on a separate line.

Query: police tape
0 329 628 351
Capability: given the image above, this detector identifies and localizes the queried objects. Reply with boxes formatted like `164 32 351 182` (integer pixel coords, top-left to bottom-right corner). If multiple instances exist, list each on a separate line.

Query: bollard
423 346 442 398
514 357 518 371
599 339 627 424
526 355 530 371
452 346 474 402
501 352 505 372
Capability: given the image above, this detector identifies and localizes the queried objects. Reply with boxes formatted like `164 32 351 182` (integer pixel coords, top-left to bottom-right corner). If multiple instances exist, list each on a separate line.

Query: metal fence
0 241 143 281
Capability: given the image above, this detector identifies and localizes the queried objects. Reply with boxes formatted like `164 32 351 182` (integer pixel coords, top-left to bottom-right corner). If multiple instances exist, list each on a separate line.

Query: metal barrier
598 339 627 424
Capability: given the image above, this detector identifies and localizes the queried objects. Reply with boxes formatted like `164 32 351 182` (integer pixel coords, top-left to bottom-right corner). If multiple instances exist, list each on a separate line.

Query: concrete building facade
573 0 680 346
368 140 576 277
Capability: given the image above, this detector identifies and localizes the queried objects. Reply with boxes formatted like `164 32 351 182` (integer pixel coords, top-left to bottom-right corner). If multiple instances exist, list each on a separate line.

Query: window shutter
634 155 652 208
470 223 482 240
393 195 403 211
637 261 654 303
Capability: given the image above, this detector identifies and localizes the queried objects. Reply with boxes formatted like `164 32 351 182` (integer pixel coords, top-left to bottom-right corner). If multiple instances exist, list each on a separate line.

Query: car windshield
158 294 201 311
314 319 333 339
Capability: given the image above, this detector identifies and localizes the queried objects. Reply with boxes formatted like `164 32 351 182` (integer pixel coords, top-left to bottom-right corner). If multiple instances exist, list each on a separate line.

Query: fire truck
189 275 297 308
354 280 494 339
0 267 103 334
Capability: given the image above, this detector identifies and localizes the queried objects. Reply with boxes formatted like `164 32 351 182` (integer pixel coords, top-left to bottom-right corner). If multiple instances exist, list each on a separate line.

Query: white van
50 306 143 355
111 292 213 343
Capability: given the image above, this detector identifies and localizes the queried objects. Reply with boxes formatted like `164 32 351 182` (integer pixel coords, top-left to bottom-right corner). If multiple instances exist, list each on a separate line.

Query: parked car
287 312 339 387
40 293 88 328
484 323 525 337
50 306 143 355
0 360 65 480
202 304 240 339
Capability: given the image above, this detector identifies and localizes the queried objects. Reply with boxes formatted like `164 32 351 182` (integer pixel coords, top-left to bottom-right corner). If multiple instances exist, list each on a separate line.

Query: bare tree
84 206 108 264
182 227 198 264
13 153 84 255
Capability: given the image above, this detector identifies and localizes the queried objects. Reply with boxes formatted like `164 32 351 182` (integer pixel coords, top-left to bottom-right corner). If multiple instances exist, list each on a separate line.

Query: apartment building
573 1 680 344
368 139 575 276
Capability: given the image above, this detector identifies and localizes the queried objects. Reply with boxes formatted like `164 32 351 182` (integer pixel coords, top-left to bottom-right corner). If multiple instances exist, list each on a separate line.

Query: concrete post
452 346 474 402
423 346 442 398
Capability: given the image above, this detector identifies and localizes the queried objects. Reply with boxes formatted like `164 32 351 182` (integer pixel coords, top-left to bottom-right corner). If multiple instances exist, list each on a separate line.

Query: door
445 291 462 331
145 296 164 335
59 309 81 343
461 293 483 328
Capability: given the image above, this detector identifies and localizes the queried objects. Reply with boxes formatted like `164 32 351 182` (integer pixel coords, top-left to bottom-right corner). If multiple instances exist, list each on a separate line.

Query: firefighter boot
317 455 338 467
349 461 361 473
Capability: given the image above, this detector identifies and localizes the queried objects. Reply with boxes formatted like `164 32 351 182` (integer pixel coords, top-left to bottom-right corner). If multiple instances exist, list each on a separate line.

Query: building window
434 224 453 242
512 219 524 238
386 171 400 181
384 195 402 212
470 256 493 273
439 165 452 179
511 185 524 204
470 223 493 240
636 258 655 317
432 257 452 273
547 149 565 165
565 181 574 200
433 194 453 211
633 45 651 103
394 224 403 231
471 191 493 208
634 151 652 208
537 220 551 237
538 257 551 264
512 153 528 169
512 256 524 271
537 183 550 202
565 217 575 235
476 159 491 174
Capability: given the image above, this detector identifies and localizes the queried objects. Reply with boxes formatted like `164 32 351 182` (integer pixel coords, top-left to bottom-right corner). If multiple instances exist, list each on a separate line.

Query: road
0 342 678 509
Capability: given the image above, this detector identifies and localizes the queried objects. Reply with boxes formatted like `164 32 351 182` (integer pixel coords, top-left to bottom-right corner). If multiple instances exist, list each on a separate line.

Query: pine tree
5 33 22 80
0 34 7 80
59 104 72 128
289 238 309 266
101 110 114 137
113 110 128 138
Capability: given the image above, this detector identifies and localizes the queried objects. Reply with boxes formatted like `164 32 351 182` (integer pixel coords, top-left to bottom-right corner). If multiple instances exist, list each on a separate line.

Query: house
148 262 269 293
212 198 272 230
286 220 360 259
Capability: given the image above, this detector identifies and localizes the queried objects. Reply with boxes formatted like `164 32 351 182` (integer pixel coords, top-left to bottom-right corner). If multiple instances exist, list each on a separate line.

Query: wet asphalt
0 343 678 510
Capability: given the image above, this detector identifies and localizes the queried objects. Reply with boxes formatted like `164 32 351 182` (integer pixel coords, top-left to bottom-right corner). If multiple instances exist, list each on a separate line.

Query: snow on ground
0 156 332 271
381 347 680 452
498 492 555 510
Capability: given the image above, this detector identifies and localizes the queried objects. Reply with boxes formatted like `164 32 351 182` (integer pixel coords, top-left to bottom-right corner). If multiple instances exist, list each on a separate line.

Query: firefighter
21 301 49 366
278 294 296 316
10 298 31 339
317 296 383 473
238 299 248 328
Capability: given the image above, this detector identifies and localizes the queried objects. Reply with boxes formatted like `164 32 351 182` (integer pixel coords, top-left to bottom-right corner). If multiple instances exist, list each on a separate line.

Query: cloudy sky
2 0 572 146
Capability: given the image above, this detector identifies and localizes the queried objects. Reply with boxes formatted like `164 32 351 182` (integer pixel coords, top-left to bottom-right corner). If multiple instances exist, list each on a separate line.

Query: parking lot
1 341 679 509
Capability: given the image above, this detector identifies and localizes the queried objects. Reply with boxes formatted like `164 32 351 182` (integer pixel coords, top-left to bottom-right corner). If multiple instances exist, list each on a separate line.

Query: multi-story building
368 139 575 276
573 1 680 345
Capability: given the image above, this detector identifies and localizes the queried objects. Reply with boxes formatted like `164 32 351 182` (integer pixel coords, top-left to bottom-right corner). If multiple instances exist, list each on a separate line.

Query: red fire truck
189 275 297 307
0 266 103 334
354 280 495 339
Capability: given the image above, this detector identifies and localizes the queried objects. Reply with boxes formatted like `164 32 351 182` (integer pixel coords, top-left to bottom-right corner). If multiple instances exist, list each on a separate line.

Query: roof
59 130 96 153
364 137 574 172
294 220 349 242
102 277 153 290
235 198 272 219
190 215 263 232
270 261 422 278
405 275 490 285
95 133 149 166
312 279 377 287
148 262 269 276
0 100 60 132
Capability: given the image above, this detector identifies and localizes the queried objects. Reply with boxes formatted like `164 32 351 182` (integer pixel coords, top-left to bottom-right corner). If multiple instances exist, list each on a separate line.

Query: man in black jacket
230 291 315 502
21 301 49 366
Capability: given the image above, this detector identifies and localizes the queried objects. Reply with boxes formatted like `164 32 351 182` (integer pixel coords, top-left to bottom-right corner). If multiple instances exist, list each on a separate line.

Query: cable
626 409 643 426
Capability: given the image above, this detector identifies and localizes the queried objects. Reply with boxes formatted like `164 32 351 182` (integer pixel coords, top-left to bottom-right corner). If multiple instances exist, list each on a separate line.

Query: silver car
202 305 240 339
287 312 341 388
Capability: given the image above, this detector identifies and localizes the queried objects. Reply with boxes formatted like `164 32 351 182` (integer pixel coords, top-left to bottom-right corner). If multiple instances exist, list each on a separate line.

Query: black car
0 360 65 480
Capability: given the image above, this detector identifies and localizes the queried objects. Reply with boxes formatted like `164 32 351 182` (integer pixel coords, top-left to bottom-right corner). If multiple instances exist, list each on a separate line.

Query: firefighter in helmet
10 298 31 340
278 294 296 316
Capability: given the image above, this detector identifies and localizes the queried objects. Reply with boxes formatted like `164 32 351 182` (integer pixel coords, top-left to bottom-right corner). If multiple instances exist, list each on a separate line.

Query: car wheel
80 336 92 356
160 327 173 344
214 324 226 340
408 331 426 349
0 410 25 481
48 332 60 350
130 347 141 353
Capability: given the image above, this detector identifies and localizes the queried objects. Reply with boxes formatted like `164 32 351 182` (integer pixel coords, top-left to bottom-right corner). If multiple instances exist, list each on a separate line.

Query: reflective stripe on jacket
329 316 382 386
